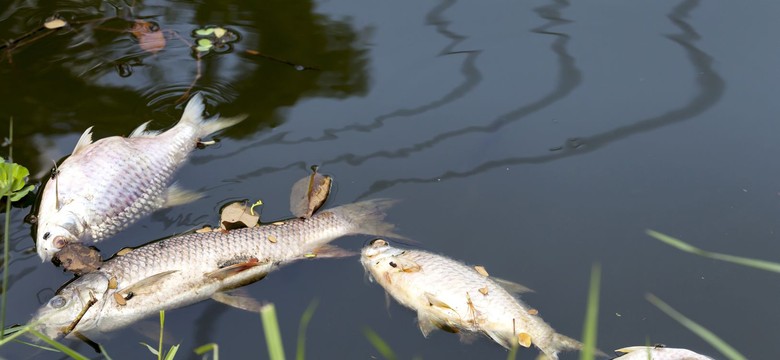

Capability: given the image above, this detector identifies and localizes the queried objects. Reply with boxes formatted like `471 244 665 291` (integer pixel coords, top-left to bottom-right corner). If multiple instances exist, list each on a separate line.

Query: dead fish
35 93 246 261
613 346 715 360
360 239 581 360
31 199 399 338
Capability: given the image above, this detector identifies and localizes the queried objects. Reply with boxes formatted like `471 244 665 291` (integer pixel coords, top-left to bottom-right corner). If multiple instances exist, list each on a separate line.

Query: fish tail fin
331 198 403 239
178 92 247 139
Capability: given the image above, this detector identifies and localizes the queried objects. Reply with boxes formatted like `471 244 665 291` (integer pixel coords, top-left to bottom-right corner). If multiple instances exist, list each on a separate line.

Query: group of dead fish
24 93 713 360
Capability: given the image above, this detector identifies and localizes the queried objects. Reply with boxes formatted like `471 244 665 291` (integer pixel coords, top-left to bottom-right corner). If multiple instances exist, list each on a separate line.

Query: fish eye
370 239 387 247
43 232 51 240
49 295 67 309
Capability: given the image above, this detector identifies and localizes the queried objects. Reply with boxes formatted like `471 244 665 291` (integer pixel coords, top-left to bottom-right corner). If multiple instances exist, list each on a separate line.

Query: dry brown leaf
132 20 166 54
113 293 127 306
116 247 134 256
478 287 489 295
474 265 489 277
195 226 213 233
53 243 102 275
220 201 260 230
108 277 118 289
290 166 332 218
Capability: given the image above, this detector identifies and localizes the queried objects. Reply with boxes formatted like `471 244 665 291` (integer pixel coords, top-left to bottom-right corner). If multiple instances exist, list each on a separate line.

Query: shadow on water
190 0 483 165
0 0 370 172
357 0 723 198
224 0 582 189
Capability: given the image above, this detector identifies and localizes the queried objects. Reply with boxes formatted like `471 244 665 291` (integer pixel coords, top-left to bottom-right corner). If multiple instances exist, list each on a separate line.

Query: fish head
31 272 110 338
35 213 82 262
360 239 408 280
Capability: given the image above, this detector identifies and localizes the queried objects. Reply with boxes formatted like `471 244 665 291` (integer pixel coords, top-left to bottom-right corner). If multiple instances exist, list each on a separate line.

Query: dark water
2 0 780 359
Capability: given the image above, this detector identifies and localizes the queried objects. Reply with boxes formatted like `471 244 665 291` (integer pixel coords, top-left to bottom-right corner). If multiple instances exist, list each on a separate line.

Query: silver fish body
35 93 245 261
613 346 714 360
32 199 398 338
360 240 581 360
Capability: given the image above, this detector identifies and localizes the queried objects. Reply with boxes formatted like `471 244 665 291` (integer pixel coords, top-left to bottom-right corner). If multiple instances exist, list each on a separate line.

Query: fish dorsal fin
129 121 161 137
118 270 178 296
492 277 535 294
205 258 264 280
424 292 454 310
211 291 264 312
72 126 94 156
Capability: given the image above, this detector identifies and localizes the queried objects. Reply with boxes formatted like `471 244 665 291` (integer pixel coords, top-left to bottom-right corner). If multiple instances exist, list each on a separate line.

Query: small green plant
194 343 219 360
140 310 180 360
260 303 286 360
1 119 34 339
646 294 746 360
580 263 601 360
363 327 397 360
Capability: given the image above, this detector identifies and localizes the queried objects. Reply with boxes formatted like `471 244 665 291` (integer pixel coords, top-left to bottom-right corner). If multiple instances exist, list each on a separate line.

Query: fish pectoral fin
206 258 263 280
424 292 454 310
307 244 356 259
417 311 458 337
163 183 203 208
119 270 178 296
72 126 94 156
492 277 535 294
212 291 264 312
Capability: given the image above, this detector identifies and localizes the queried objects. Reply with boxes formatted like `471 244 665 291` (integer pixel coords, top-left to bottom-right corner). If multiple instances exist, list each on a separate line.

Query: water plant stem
1 120 13 339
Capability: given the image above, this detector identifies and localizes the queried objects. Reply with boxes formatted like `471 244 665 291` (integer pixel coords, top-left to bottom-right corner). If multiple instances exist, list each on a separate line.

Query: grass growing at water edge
580 263 600 360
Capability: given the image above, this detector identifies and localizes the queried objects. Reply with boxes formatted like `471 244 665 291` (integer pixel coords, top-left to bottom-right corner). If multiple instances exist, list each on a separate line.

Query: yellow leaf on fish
518 332 532 347
478 287 489 295
527 308 539 315
108 277 118 290
474 265 489 277
268 235 278 243
113 293 127 306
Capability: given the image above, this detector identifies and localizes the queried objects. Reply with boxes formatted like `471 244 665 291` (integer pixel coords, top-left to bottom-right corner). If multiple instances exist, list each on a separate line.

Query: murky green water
3 0 780 359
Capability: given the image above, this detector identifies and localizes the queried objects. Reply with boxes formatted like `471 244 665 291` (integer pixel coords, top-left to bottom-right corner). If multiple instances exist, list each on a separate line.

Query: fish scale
32 199 399 337
35 93 246 261
361 240 582 360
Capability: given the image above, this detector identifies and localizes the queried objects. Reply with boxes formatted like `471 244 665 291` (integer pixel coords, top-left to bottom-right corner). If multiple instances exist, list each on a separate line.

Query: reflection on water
0 0 370 171
358 0 723 199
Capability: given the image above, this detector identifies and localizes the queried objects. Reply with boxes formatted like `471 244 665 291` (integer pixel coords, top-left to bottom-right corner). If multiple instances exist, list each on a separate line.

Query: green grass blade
0 324 31 347
363 327 397 360
260 303 286 360
646 230 780 273
296 299 318 360
506 343 518 360
28 328 89 360
646 293 747 360
12 338 59 352
163 344 180 360
140 342 159 356
98 343 114 360
158 310 165 360
1 119 12 339
194 343 219 360
580 263 601 360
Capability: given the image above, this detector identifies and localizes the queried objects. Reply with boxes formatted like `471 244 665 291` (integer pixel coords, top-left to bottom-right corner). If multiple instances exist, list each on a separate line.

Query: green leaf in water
646 229 780 273
0 157 34 201
646 293 747 360
195 28 215 36
363 327 397 360
194 343 219 360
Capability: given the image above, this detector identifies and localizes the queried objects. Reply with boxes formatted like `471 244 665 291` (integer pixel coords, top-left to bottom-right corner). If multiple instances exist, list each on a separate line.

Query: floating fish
31 198 400 338
613 345 714 360
360 239 581 360
35 93 246 261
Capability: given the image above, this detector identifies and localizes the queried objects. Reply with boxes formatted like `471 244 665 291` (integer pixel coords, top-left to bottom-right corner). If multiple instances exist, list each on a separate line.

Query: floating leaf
213 27 227 38
43 16 67 30
290 166 332 218
132 20 166 54
220 201 260 230
51 243 102 275
0 157 34 201
195 28 215 36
